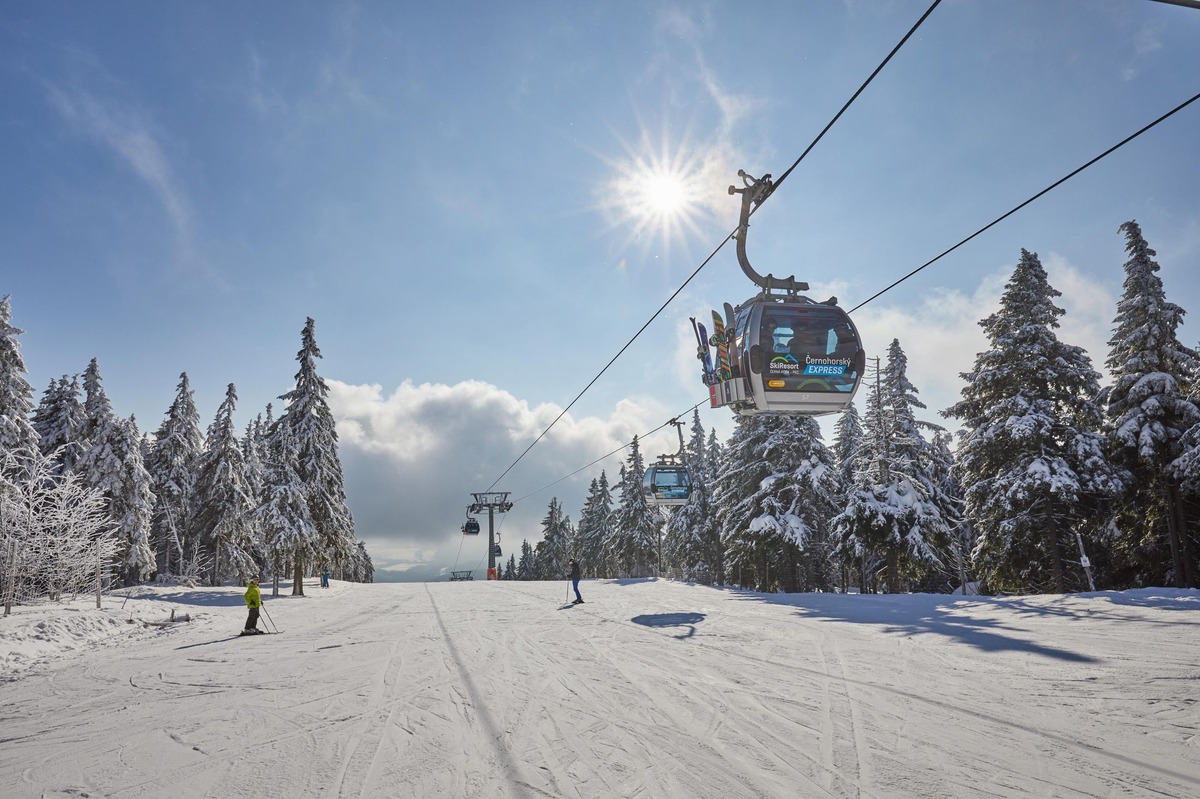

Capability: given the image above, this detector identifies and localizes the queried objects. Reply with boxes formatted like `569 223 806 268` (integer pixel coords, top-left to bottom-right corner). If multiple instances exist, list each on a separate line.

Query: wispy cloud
46 83 193 241
1123 22 1165 81
42 75 223 287
243 4 381 123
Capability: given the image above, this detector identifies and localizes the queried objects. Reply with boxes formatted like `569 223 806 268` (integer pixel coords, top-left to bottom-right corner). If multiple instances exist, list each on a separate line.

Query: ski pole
261 603 278 633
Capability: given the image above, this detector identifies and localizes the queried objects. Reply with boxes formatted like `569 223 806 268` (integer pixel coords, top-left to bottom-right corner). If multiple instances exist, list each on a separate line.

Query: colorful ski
723 302 741 377
712 310 732 380
690 317 715 384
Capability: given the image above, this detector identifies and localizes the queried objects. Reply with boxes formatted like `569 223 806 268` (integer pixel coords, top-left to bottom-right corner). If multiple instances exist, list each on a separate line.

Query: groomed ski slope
2 579 1198 798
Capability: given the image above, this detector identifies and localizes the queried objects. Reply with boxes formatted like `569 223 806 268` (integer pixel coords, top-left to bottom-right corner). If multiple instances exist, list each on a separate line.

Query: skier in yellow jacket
242 578 265 635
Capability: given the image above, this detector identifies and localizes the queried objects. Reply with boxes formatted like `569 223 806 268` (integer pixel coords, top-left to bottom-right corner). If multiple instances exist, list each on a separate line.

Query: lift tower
469 492 513 579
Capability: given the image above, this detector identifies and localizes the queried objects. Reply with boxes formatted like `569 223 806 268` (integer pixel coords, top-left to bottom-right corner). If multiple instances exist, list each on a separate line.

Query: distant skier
569 560 584 604
321 566 330 589
242 577 265 635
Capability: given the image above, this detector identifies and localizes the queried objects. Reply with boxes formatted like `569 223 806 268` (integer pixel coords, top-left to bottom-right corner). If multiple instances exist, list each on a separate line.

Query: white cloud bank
329 378 676 579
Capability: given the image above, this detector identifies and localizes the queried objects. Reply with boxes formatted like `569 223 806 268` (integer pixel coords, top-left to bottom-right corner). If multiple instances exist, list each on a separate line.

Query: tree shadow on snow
130 582 304 608
631 612 706 640
722 589 1101 663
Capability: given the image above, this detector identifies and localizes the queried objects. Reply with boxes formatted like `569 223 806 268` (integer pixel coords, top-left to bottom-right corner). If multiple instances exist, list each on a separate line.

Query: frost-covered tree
717 413 840 592
0 296 40 460
704 428 725 583
1101 221 1200 588
2 447 119 608
275 318 357 586
663 410 719 582
944 249 1118 594
145 373 204 578
31 376 88 476
193 384 257 585
533 497 572 580
931 430 973 592
80 358 114 446
345 540 374 583
831 402 865 488
77 414 156 584
610 437 660 577
241 414 269 572
257 422 318 593
574 472 614 577
872 339 951 591
517 539 536 580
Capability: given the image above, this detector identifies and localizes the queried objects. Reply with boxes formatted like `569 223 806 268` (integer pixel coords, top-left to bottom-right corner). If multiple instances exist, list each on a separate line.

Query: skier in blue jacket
569 560 584 604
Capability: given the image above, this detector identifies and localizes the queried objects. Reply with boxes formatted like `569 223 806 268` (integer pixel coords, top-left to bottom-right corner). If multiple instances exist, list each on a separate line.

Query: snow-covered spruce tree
145 373 204 579
829 403 866 590
944 249 1118 594
717 413 841 592
663 410 718 582
574 471 614 578
257 422 318 594
274 318 357 588
80 358 115 447
77 414 157 585
875 338 951 591
610 436 661 577
931 430 973 592
1 447 118 607
533 497 572 580
517 539 536 580
193 384 257 586
32 376 88 476
346 540 374 582
241 414 269 575
831 402 865 488
1101 221 1200 588
704 427 726 583
0 296 40 462
503 553 518 580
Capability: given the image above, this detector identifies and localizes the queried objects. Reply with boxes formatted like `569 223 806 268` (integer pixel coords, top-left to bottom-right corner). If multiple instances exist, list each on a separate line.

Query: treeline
504 221 1199 595
0 311 370 598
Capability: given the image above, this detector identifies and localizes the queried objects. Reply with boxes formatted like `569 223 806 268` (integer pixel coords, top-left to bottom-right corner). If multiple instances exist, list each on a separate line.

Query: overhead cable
849 89 1200 313
485 1 942 493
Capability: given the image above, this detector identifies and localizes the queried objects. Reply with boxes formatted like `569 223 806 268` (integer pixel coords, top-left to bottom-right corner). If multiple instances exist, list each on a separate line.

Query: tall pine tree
193 384 257 585
275 318 357 592
31 375 87 476
1101 221 1200 588
0 296 41 460
663 410 718 582
533 497 572 580
574 471 613 577
610 436 660 577
945 249 1117 593
145 373 204 578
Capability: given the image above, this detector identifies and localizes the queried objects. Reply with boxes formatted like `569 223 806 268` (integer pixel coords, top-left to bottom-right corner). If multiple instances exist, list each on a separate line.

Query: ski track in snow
1 579 1199 798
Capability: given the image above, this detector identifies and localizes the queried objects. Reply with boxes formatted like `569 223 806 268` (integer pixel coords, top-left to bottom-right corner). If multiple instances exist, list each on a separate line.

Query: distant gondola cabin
642 464 691 507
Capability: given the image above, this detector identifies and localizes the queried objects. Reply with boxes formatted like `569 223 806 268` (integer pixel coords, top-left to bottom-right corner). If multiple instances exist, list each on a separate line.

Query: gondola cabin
462 518 480 535
715 296 865 416
642 463 691 507
707 168 866 417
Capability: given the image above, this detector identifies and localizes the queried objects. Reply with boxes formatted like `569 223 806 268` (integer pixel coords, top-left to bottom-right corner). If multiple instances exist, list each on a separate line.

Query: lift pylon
468 492 513 579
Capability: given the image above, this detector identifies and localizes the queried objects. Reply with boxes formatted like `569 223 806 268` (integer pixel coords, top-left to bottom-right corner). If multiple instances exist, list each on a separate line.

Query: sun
596 126 713 258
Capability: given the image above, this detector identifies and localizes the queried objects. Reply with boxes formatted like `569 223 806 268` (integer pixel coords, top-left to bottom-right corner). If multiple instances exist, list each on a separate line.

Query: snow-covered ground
2 579 1198 799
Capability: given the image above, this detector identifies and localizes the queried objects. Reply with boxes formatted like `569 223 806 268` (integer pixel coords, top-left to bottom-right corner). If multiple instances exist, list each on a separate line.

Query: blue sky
3 1 1198 580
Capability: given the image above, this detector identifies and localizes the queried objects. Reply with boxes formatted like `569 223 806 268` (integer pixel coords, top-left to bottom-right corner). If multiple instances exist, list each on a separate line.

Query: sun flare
597 127 715 258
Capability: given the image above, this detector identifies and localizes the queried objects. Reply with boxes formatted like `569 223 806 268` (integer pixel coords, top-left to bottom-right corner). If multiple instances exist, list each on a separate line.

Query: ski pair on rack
692 303 739 387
